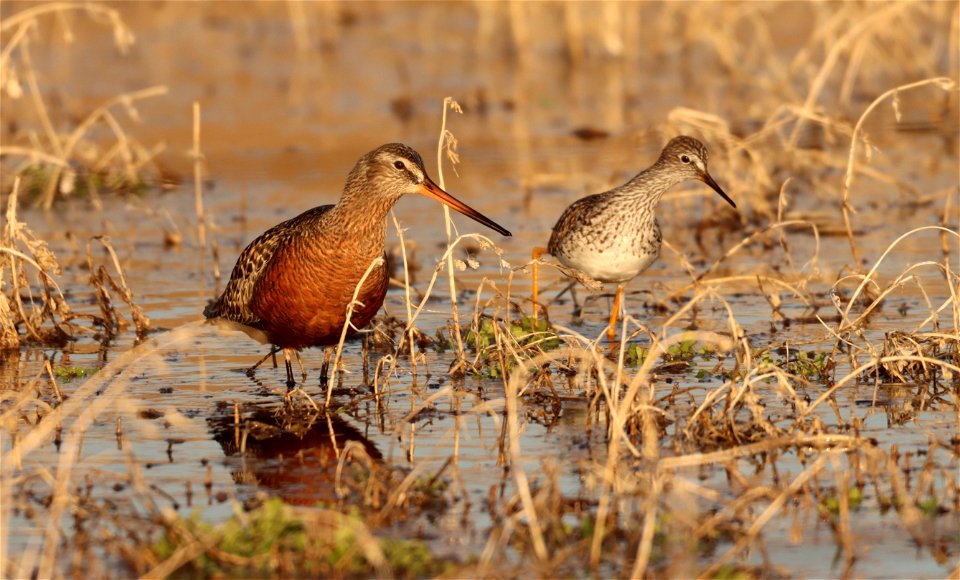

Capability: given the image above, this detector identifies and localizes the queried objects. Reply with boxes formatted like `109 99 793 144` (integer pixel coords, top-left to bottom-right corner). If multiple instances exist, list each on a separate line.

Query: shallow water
2 2 958 577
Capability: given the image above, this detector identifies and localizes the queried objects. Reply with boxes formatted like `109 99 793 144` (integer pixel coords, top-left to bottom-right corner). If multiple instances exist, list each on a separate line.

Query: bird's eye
680 155 691 164
393 160 406 171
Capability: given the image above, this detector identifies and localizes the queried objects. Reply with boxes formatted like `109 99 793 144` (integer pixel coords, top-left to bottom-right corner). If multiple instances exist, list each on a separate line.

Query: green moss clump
153 498 449 577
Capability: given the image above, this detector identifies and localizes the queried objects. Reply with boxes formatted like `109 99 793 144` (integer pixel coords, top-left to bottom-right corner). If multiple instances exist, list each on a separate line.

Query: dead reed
2 1 957 578
1 181 150 350
0 3 171 208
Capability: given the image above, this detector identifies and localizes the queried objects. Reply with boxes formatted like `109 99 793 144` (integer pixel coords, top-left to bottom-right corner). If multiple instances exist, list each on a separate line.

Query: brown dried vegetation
1 183 149 350
1 2 958 579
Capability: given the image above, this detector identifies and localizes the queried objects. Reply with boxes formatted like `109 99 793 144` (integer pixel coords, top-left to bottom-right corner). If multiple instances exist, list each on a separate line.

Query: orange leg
607 284 623 342
531 246 548 321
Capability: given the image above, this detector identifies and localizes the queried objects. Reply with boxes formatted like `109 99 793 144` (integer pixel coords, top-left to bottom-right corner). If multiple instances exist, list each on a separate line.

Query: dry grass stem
192 101 207 253
437 97 468 364
3 3 956 577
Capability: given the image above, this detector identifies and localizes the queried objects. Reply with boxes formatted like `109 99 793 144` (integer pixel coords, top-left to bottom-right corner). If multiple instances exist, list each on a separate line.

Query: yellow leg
531 246 548 321
607 284 623 342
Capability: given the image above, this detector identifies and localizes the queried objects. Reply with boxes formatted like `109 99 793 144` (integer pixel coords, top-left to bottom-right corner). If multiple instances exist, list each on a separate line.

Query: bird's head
660 136 736 209
346 143 511 236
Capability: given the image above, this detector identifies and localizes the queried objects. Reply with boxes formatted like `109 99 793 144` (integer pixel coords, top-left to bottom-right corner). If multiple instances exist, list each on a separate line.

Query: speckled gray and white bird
532 136 736 340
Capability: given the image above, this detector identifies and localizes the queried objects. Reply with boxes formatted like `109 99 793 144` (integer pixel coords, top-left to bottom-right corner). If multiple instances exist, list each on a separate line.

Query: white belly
559 244 658 283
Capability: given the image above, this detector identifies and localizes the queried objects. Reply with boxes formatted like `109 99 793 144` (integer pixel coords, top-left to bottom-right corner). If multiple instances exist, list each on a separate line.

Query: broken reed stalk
590 290 738 567
4 5 957 576
695 220 821 283
786 2 911 149
329 256 385 406
839 77 955 270
436 97 467 366
17 37 61 161
503 369 549 562
804 354 960 419
1 5 167 207
1 189 34 347
141 529 222 579
1 180 155 347
87 235 151 338
192 101 207 254
380 231 502 386
390 211 420 374
836 226 959 331
1 323 207 467
658 434 861 471
8 324 206 578
629 476 661 578
505 325 614 400
702 453 832 577
829 456 857 572
0 2 134 39
42 85 168 209
41 360 63 403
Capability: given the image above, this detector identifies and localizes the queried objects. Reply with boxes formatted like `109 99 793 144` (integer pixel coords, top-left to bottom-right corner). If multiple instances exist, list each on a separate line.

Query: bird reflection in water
208 404 382 505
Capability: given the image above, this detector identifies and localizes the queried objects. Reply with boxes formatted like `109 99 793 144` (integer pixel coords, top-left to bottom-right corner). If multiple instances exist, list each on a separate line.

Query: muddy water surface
2 2 957 577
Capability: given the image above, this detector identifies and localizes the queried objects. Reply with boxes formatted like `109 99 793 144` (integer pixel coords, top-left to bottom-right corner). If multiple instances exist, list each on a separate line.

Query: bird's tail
202 297 221 319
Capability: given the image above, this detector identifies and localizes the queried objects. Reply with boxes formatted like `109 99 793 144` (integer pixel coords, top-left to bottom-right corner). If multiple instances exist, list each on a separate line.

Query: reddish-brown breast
248 234 388 349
